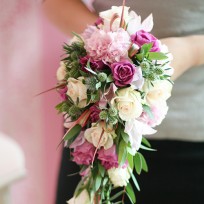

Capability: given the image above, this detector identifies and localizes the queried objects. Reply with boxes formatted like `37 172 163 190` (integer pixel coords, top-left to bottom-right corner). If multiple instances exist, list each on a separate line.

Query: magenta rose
80 56 105 72
72 141 95 165
131 30 160 52
111 60 136 87
98 145 118 170
90 105 100 123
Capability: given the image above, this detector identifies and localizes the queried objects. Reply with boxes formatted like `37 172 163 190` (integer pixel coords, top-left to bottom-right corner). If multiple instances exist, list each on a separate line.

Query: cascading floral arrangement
55 4 174 204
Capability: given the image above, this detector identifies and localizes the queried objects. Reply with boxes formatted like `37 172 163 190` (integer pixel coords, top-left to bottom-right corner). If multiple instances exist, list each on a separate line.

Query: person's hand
160 35 204 80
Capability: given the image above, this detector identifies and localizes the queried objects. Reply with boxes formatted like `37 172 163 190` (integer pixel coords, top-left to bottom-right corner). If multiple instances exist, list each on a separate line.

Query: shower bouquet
55 4 173 204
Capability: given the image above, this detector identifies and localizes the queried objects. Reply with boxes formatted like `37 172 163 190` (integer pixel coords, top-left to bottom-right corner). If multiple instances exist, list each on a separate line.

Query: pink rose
98 145 118 170
111 60 142 87
131 30 160 52
72 141 95 165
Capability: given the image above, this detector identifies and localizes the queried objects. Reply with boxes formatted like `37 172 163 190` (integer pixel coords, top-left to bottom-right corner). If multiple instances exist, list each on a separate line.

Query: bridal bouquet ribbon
55 4 173 204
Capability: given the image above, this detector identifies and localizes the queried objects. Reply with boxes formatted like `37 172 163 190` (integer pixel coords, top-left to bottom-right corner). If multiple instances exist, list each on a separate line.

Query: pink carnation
98 145 118 170
72 141 95 165
83 27 131 63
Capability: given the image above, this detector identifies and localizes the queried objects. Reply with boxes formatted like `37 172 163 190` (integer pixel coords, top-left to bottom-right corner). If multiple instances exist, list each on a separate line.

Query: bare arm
161 35 204 80
42 0 98 35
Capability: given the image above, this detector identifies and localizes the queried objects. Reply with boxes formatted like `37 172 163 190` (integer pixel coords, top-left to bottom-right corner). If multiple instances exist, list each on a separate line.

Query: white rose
56 61 66 81
142 80 173 105
111 87 143 121
99 6 132 31
67 77 87 108
67 189 90 204
108 167 130 187
84 122 113 150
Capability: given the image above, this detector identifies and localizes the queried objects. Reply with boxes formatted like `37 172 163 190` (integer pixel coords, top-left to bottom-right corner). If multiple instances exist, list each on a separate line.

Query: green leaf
79 70 89 77
131 172 140 191
140 144 156 151
134 153 142 175
142 137 151 148
102 177 108 186
118 140 127 165
98 163 105 177
64 124 82 141
141 43 153 54
136 53 144 61
121 129 129 144
109 190 124 201
106 74 114 83
126 183 136 203
140 153 148 172
127 153 134 170
55 101 65 113
94 175 102 192
148 52 168 60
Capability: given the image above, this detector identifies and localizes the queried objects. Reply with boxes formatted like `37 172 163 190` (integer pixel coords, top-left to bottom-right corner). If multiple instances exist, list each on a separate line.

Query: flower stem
91 129 105 166
119 0 126 28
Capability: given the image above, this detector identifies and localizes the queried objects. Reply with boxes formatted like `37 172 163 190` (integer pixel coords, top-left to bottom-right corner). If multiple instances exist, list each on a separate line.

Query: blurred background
0 0 91 203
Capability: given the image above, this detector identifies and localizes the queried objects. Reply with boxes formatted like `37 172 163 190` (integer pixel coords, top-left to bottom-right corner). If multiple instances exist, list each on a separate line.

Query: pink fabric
0 1 66 204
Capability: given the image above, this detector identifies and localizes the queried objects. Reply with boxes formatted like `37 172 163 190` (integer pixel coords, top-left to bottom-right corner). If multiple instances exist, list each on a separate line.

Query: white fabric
0 132 26 188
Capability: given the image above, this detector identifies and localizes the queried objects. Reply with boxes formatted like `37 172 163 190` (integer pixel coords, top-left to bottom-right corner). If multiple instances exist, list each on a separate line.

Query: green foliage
142 137 151 148
55 101 72 113
130 172 140 191
134 153 142 175
126 183 136 204
134 152 149 174
148 52 168 60
64 124 82 141
118 139 128 165
140 144 156 151
62 41 86 79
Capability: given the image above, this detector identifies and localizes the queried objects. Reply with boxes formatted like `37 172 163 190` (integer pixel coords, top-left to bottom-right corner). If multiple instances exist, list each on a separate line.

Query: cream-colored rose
111 87 143 121
99 6 132 31
142 80 173 105
67 189 90 204
84 122 113 150
56 61 66 81
67 77 87 108
108 167 130 187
